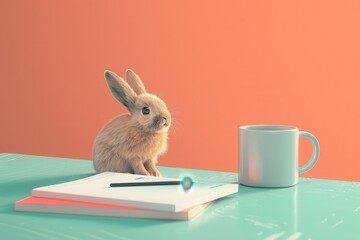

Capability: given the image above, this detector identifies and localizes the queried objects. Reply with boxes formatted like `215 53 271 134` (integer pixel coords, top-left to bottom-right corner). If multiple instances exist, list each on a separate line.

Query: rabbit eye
142 107 150 115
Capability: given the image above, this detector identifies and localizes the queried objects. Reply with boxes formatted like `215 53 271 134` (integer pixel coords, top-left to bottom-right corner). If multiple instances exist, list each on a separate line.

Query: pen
110 177 194 190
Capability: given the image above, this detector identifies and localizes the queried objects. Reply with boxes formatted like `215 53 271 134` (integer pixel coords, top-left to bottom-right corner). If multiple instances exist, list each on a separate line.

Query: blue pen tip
181 177 194 190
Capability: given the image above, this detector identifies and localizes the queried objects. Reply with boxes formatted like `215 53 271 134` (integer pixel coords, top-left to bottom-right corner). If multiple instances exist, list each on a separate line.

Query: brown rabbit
93 69 171 176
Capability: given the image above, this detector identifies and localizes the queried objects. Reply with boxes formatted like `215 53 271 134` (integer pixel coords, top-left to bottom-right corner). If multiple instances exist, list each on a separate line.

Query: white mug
238 125 320 188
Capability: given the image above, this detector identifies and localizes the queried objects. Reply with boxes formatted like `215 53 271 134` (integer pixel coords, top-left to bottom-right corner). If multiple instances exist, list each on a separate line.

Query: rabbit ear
126 69 147 95
104 70 137 109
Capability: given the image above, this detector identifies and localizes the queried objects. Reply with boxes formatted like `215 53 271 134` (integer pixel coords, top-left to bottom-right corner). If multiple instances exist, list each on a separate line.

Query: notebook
15 196 210 220
32 172 238 212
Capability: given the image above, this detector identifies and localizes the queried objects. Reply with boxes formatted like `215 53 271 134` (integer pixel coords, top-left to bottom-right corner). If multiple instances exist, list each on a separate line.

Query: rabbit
93 69 171 177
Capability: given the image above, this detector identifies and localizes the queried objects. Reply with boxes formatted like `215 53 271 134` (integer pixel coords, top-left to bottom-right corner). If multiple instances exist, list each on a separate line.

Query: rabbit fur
93 69 171 177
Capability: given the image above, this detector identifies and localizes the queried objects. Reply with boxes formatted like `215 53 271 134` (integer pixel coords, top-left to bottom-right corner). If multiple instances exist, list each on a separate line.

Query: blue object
180 176 194 190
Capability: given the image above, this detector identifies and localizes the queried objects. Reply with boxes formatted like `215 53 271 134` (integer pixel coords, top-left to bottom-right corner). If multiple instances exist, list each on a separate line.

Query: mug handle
299 131 320 173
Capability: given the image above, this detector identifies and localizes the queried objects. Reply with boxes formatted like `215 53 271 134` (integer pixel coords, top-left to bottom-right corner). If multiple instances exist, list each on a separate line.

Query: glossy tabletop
0 153 359 240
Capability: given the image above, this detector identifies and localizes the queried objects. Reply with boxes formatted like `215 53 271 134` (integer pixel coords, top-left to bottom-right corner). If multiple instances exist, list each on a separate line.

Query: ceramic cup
238 125 320 188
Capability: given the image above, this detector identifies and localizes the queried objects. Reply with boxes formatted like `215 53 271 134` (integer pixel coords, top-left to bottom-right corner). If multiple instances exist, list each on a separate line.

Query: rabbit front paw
144 161 161 177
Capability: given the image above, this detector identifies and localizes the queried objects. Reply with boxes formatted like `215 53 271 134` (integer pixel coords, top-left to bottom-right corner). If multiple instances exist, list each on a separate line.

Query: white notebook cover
32 172 238 212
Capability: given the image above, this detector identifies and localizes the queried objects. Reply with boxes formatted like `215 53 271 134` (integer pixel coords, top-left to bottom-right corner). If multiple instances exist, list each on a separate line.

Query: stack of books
15 172 238 220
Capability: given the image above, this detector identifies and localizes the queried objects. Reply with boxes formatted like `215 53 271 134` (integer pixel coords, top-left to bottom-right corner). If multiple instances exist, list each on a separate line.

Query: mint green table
1 154 359 240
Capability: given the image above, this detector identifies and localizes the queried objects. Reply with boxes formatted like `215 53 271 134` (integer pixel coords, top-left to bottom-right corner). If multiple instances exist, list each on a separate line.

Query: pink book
15 196 210 220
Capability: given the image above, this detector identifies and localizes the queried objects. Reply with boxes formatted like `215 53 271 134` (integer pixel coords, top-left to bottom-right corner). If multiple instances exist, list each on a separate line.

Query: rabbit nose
162 117 169 126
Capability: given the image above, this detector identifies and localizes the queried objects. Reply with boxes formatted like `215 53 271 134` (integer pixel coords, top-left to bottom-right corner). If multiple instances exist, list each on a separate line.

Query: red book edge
15 196 210 217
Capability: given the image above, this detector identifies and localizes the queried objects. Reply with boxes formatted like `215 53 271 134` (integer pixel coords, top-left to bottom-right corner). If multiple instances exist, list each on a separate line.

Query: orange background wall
1 1 359 181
